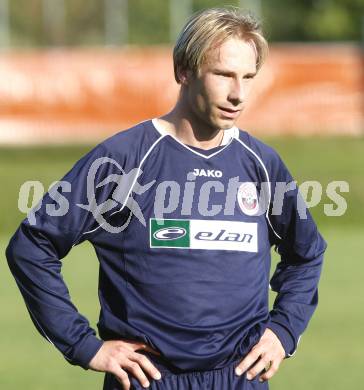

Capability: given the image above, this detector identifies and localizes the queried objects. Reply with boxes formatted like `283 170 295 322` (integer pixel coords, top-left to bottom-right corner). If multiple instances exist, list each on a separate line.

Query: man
6 7 327 390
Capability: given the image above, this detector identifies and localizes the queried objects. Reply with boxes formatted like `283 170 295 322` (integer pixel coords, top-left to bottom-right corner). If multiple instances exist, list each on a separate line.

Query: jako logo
193 169 222 178
153 227 187 241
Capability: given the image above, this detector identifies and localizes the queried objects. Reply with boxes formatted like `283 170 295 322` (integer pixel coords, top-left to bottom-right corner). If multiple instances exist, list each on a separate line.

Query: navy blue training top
6 119 327 372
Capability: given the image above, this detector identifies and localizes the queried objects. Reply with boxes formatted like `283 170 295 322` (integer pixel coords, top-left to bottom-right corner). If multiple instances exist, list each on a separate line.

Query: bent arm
5 143 120 369
265 155 327 357
6 218 104 369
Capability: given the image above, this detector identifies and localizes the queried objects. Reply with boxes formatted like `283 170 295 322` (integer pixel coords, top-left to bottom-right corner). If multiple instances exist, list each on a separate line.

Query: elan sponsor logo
150 218 257 252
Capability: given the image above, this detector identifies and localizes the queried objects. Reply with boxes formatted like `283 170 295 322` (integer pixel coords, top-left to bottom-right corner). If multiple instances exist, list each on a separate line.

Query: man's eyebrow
212 69 235 76
211 68 257 77
244 72 257 77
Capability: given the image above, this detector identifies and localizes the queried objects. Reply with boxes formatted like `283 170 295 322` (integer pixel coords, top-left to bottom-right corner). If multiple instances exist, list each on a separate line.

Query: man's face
183 37 258 131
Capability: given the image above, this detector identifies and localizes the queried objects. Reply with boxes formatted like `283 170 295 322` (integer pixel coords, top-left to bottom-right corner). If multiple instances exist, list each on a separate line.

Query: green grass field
1 137 363 389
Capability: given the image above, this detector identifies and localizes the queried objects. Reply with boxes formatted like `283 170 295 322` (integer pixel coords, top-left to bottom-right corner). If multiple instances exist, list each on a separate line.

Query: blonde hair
173 7 268 84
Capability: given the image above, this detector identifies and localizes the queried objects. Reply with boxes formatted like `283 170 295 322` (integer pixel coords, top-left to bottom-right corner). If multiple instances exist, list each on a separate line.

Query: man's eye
215 72 229 77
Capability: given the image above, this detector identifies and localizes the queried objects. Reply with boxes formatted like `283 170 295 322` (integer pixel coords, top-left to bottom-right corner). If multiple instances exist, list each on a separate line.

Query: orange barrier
0 44 362 144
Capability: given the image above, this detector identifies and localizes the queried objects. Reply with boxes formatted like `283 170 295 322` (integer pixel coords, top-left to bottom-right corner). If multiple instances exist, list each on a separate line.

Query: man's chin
202 115 238 131
215 118 238 129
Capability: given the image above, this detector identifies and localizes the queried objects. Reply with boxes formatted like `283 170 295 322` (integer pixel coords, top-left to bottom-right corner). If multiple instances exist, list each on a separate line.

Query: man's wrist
266 321 296 358
66 332 104 370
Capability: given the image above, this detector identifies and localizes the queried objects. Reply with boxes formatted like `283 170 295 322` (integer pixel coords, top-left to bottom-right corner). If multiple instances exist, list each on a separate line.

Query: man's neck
156 104 225 150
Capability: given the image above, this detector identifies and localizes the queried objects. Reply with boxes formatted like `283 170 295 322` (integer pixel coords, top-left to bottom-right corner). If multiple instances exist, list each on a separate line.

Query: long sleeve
265 154 327 358
5 143 120 369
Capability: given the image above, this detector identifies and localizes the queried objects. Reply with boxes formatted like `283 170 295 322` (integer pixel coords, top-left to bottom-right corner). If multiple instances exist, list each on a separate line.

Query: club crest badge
237 182 260 216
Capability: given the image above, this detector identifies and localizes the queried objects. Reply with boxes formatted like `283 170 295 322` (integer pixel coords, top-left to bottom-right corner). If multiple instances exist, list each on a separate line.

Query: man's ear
177 68 192 85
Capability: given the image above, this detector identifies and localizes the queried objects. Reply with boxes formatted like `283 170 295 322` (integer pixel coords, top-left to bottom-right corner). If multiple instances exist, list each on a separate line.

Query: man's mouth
218 106 241 118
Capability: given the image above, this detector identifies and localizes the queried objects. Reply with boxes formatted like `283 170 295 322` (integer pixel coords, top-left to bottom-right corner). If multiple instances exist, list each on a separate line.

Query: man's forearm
267 239 325 357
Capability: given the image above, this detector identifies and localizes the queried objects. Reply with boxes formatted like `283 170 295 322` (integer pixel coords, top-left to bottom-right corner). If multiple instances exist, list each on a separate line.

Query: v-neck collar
151 118 239 160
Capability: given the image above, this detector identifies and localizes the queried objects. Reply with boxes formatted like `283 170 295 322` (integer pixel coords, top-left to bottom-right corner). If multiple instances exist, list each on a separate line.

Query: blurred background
0 1 363 389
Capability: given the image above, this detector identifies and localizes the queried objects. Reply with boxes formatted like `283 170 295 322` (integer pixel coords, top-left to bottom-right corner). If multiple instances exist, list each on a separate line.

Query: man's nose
228 79 245 105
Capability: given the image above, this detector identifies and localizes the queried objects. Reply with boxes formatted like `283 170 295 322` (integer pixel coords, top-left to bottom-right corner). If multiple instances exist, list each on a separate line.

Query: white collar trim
151 118 239 159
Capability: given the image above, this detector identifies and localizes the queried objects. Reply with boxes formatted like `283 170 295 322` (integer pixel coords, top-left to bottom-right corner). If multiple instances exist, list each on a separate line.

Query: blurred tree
193 0 239 12
128 0 169 44
6 0 364 47
262 0 317 41
10 0 43 47
304 0 364 41
66 0 104 46
263 0 364 42
0 0 10 47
